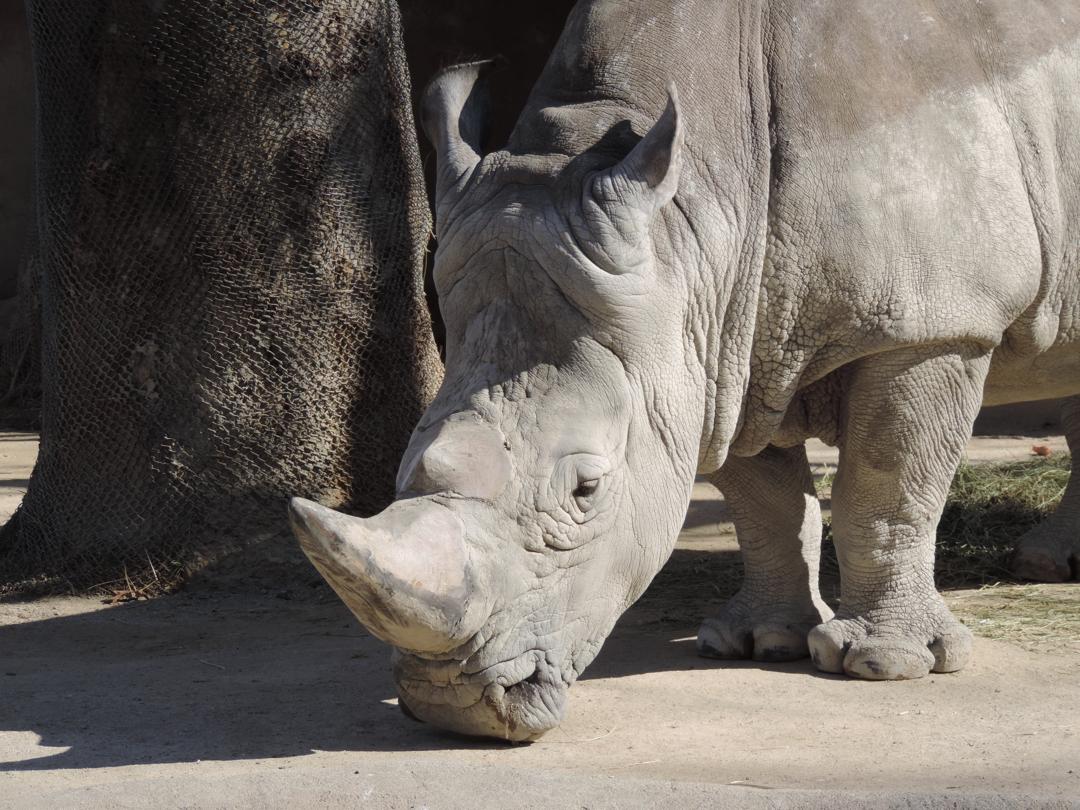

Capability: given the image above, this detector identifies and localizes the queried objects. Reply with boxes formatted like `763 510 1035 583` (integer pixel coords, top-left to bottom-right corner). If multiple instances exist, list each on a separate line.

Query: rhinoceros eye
569 460 608 519
549 455 610 526
572 478 600 509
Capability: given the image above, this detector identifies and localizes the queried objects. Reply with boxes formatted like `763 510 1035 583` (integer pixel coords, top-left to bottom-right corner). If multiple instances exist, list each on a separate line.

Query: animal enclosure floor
1 432 1078 808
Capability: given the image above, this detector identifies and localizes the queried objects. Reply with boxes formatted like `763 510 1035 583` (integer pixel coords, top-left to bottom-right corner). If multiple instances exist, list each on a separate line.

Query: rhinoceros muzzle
394 647 568 742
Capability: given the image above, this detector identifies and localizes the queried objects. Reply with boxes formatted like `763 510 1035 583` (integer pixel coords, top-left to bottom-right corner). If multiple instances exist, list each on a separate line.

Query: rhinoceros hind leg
1010 395 1080 582
697 444 832 662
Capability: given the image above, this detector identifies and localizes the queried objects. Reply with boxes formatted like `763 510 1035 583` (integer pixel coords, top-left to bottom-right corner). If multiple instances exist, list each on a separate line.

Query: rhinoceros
289 0 1080 740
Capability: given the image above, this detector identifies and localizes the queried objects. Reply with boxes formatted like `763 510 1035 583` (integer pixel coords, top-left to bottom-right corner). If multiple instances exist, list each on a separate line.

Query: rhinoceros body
291 0 1080 740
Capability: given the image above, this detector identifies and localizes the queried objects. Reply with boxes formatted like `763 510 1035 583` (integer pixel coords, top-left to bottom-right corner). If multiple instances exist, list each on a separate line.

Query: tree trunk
1 0 441 593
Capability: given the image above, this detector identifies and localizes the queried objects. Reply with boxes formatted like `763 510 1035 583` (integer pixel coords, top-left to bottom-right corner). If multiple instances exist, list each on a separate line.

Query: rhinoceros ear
420 60 494 225
584 85 683 268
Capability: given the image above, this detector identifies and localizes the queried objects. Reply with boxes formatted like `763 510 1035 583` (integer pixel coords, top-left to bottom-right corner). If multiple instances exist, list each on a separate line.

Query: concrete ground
1 432 1078 809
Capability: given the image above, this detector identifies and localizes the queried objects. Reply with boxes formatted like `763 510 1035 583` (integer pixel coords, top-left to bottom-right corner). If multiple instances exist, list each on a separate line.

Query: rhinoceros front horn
288 497 480 654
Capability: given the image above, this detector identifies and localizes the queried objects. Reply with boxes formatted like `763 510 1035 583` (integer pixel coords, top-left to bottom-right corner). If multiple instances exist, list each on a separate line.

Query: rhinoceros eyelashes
572 478 601 513
547 454 611 528
572 478 600 499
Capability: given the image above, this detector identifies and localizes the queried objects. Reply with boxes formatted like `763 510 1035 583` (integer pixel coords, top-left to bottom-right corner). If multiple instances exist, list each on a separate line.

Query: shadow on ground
1 544 820 771
1 584 473 769
0 464 1069 773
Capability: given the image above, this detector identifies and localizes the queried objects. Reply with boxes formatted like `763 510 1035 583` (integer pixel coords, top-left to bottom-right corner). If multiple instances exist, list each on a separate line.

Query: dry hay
818 454 1078 651
946 584 1080 654
935 454 1071 588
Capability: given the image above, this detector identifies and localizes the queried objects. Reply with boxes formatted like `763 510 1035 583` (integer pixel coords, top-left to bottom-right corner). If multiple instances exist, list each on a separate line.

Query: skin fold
290 0 1080 740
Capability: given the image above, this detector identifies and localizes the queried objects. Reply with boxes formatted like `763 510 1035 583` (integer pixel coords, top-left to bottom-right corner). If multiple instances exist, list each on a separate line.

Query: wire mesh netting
0 253 41 420
0 0 441 594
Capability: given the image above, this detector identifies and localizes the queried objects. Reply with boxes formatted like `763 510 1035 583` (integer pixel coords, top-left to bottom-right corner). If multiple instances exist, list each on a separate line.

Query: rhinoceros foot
696 588 833 662
807 593 972 681
1010 521 1079 582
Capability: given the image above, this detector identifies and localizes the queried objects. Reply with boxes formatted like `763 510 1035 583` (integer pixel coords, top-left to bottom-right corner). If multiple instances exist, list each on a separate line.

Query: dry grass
817 454 1079 651
935 454 1071 588
818 454 1071 589
945 584 1080 654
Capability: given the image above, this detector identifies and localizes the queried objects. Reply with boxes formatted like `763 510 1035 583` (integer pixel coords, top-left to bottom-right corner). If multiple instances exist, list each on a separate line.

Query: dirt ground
2 432 1079 808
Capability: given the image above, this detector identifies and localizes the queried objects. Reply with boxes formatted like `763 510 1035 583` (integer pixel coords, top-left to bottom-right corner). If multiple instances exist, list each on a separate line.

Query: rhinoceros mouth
393 650 568 742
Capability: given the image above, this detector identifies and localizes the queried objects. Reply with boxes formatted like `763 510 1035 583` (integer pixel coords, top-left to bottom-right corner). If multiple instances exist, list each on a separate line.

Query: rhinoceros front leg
808 346 992 680
697 444 833 662
1011 395 1080 581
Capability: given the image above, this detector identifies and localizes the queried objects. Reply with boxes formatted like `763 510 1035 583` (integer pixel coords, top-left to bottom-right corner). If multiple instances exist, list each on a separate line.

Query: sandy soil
1 433 1078 808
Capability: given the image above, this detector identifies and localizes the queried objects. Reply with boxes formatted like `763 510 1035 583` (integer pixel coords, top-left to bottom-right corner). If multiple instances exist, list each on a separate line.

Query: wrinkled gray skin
290 0 1080 740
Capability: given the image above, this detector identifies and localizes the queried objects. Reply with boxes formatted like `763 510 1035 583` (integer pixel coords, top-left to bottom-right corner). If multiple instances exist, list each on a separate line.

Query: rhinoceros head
290 63 704 741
